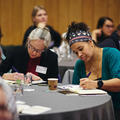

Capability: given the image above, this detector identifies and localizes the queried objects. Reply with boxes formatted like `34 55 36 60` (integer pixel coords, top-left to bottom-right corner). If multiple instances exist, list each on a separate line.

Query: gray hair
28 27 51 48
0 78 18 120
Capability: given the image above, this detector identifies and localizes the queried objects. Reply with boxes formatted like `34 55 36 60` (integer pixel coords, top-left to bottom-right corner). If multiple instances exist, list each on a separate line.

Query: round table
17 85 115 120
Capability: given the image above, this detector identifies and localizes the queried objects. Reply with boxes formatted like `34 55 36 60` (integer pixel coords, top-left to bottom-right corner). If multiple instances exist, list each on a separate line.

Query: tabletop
16 85 115 120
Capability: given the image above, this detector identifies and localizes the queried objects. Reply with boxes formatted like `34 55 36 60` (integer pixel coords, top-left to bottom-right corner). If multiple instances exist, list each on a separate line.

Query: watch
97 80 103 89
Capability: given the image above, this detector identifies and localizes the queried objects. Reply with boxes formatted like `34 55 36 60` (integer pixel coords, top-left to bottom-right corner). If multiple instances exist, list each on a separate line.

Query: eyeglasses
28 42 44 54
105 24 114 28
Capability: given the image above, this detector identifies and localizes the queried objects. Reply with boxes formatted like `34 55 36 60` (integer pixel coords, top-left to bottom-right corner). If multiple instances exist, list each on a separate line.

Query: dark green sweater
73 47 120 109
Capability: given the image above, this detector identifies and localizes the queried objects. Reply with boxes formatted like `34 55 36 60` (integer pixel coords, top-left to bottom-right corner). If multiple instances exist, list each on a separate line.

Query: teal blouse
73 47 120 109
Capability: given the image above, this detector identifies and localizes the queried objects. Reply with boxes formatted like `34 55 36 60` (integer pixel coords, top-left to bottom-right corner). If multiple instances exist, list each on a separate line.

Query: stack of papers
58 84 107 95
3 79 46 85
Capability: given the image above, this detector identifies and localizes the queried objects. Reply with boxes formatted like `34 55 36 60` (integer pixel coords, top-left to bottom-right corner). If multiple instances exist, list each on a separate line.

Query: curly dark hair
66 22 89 41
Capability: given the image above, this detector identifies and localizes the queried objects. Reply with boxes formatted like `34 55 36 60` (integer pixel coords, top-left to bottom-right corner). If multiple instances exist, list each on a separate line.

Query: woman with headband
0 26 58 82
66 22 120 120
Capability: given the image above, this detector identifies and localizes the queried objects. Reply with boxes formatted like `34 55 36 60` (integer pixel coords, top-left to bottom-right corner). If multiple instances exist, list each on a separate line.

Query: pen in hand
29 75 33 85
80 72 91 89
12 66 19 73
86 72 91 78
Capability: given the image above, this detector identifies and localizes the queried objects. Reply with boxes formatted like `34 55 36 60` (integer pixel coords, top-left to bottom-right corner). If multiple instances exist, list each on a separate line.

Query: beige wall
0 0 120 45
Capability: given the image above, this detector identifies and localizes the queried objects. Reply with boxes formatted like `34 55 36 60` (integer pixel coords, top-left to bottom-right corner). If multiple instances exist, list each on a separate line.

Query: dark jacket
97 38 117 48
0 46 58 81
97 32 117 49
111 31 120 50
22 25 62 48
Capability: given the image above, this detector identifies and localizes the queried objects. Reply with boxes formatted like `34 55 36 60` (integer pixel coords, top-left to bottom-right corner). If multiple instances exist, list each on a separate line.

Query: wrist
97 80 103 89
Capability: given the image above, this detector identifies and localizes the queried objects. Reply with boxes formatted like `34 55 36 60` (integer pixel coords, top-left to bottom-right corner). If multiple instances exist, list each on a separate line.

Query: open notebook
58 84 107 95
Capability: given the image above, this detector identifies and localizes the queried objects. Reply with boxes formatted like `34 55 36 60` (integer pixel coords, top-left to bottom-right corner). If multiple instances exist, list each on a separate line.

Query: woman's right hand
80 78 97 90
92 29 102 42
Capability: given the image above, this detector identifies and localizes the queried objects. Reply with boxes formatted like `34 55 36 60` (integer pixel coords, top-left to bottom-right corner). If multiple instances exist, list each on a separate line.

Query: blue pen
12 66 19 72
86 72 91 78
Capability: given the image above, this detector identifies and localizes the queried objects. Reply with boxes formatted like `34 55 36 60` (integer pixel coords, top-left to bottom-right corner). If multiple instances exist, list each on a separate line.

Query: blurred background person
22 5 62 49
66 22 120 120
111 24 120 50
0 27 2 43
0 80 18 120
0 27 6 64
92 16 117 49
0 26 58 82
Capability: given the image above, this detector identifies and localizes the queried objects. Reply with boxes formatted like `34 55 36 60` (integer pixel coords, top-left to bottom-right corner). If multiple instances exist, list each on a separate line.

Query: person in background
92 16 117 49
0 27 2 43
0 79 18 120
66 22 120 120
111 24 120 50
0 27 7 64
0 26 58 82
22 5 62 49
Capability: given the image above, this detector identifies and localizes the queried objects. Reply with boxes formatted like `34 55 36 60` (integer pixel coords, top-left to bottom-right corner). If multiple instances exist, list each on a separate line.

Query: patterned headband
68 30 92 46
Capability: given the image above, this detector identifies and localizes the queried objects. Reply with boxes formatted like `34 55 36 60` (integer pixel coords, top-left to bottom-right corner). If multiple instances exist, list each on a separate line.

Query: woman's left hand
80 78 97 89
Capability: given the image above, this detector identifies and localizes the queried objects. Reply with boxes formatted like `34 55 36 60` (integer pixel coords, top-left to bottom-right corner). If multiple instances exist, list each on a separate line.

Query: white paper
17 104 30 113
70 88 107 95
22 106 51 114
32 80 47 84
16 100 26 105
24 89 35 92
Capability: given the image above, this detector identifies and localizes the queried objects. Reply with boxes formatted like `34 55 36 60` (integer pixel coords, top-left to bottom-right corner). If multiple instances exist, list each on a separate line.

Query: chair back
62 69 74 84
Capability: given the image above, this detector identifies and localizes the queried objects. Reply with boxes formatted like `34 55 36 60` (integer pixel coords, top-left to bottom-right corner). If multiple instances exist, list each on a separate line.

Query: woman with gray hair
0 26 58 82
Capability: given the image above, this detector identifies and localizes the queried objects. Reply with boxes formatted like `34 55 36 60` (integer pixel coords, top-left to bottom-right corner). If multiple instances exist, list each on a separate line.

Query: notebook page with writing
58 85 107 95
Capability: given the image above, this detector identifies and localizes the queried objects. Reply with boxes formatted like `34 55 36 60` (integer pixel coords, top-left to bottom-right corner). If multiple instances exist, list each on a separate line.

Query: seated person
0 27 6 64
0 80 17 120
0 26 58 82
111 24 120 50
0 27 15 64
92 16 117 49
66 22 120 120
22 5 62 49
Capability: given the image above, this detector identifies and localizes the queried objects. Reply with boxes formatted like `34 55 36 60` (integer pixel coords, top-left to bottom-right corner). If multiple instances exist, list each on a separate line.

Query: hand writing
80 78 97 89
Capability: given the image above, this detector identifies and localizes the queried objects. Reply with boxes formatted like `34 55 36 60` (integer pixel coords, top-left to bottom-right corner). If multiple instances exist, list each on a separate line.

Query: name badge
36 65 47 74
